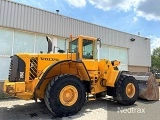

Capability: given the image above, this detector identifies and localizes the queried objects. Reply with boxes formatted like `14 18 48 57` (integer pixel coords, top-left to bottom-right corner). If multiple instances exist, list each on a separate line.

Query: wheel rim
126 83 135 98
59 85 78 106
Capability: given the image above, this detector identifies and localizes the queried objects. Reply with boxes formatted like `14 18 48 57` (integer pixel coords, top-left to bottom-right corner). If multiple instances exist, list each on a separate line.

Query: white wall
0 27 58 80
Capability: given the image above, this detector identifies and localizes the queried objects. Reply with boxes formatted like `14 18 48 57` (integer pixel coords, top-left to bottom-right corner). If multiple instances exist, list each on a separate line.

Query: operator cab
69 35 100 60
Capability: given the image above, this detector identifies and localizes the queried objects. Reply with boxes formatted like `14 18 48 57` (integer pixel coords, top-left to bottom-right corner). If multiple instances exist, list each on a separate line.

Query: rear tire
44 74 86 117
114 75 139 105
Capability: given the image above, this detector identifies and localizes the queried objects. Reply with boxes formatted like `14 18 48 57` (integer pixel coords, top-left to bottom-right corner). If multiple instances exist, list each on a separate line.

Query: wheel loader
3 35 159 117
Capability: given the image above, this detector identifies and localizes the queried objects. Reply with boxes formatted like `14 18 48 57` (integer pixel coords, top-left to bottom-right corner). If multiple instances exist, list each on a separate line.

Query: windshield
69 39 78 53
83 39 93 59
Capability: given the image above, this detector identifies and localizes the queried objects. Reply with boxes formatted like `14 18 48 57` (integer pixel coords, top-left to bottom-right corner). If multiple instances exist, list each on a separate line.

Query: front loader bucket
125 72 159 100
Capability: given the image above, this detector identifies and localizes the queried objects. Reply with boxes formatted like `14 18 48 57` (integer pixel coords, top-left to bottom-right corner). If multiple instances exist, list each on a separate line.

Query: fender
35 60 91 98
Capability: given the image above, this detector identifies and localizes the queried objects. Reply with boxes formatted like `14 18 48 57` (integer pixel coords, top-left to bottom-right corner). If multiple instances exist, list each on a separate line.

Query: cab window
69 39 78 53
83 39 93 59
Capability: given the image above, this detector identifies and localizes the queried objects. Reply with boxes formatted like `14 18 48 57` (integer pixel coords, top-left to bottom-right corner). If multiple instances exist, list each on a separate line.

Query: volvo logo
40 57 59 61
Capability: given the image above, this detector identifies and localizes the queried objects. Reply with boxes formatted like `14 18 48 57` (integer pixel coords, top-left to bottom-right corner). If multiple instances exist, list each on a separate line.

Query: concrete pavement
0 96 159 120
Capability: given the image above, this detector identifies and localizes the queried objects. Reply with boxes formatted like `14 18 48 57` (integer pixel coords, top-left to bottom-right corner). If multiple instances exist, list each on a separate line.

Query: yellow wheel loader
3 35 159 117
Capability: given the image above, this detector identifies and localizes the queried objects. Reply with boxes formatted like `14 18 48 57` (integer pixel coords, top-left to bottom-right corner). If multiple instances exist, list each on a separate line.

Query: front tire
44 74 86 117
114 75 139 105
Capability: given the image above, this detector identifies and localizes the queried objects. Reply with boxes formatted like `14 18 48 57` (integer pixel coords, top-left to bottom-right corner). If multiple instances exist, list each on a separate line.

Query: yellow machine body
4 35 120 100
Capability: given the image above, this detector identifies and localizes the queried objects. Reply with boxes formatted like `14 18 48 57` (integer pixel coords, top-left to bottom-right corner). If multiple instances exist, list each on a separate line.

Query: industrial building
0 0 151 82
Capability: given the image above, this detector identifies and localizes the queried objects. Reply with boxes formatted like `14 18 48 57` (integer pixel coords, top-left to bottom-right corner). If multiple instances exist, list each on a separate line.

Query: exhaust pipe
46 36 52 53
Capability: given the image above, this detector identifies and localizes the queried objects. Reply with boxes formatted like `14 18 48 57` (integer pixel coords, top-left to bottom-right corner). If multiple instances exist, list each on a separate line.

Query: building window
0 57 10 80
0 28 13 80
35 34 48 53
0 28 13 55
57 37 69 52
13 30 35 54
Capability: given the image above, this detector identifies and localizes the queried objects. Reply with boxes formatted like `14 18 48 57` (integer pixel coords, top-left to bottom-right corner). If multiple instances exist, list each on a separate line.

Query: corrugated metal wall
0 0 151 67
